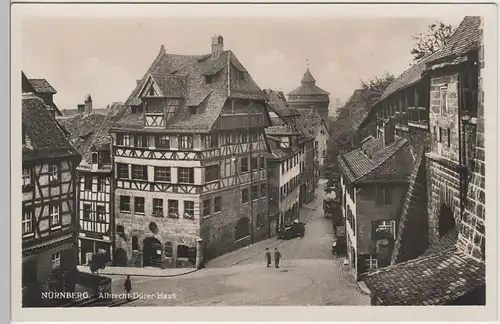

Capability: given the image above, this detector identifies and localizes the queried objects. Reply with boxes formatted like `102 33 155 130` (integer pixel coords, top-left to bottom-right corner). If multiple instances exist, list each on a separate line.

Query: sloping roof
22 93 80 162
58 102 127 165
264 89 300 121
426 16 481 65
114 46 266 132
362 247 485 305
420 227 459 258
29 79 57 94
338 136 413 184
265 133 302 160
288 68 330 97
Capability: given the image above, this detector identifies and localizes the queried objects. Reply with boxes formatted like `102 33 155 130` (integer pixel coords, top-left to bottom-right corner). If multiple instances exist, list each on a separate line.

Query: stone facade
458 19 485 261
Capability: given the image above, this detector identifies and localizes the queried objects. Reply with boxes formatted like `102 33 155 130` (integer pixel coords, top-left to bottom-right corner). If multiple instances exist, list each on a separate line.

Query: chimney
159 45 166 55
211 35 224 59
383 117 395 146
84 94 92 115
77 104 85 114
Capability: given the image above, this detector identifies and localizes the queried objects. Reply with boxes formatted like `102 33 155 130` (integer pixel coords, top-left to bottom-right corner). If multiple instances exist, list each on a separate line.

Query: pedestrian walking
265 248 271 267
274 247 282 268
124 275 132 300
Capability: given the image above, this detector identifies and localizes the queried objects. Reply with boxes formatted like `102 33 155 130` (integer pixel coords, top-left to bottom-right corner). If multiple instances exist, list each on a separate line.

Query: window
148 85 155 96
281 163 285 175
22 168 32 187
178 168 194 184
98 150 110 165
49 164 59 183
134 197 145 214
154 167 171 182
51 252 61 271
117 163 129 179
204 134 219 148
92 152 98 164
447 128 451 147
184 201 195 219
167 200 179 218
214 196 222 212
134 135 148 148
320 129 325 135
280 137 290 148
189 106 197 114
322 150 326 157
260 183 267 198
241 131 248 143
120 196 130 212
251 185 259 200
256 213 265 228
205 75 213 84
83 204 91 220
97 176 106 192
205 165 220 183
22 208 33 236
241 188 249 204
179 135 193 149
132 236 139 251
203 199 211 216
236 70 245 81
438 127 443 142
259 156 265 169
251 157 259 171
155 136 170 149
116 133 130 146
240 157 249 173
364 255 378 271
131 165 148 180
96 206 106 222
49 204 60 227
439 86 448 114
251 131 259 141
152 198 164 217
84 175 92 190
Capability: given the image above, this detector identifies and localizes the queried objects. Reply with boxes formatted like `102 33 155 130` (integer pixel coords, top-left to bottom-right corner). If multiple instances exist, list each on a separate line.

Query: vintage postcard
10 1 498 322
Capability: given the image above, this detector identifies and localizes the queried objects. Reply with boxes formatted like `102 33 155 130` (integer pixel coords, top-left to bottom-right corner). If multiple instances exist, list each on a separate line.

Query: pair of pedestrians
265 247 282 268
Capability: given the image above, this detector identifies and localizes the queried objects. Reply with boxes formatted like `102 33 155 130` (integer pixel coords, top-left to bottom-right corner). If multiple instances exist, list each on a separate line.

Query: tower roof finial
306 58 309 69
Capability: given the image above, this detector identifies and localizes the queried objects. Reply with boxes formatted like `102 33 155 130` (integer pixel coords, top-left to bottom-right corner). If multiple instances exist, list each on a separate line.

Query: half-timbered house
109 36 270 268
22 92 81 306
58 96 127 265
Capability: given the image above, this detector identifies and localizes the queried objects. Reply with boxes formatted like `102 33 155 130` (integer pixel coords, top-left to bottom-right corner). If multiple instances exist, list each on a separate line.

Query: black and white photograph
10 2 498 322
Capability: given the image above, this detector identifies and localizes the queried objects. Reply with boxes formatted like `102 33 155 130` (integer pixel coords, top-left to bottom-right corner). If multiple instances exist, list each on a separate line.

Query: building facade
338 124 413 278
109 36 270 268
22 91 81 306
358 17 486 305
57 97 127 266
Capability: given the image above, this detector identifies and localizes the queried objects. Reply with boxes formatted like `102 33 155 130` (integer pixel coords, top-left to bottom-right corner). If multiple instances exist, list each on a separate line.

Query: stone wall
457 19 485 261
200 184 268 261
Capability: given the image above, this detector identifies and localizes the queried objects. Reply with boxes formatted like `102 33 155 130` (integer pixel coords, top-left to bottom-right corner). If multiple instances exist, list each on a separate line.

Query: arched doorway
114 248 128 266
235 217 250 241
143 237 162 268
438 203 455 238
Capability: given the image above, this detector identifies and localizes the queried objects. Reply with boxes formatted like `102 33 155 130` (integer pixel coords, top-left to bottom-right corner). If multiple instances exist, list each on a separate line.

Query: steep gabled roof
22 93 80 162
338 136 414 184
264 89 300 119
113 45 267 133
29 78 57 94
58 102 127 165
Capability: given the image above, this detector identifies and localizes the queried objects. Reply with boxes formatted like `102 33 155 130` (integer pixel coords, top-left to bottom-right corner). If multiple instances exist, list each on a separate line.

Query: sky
21 15 465 113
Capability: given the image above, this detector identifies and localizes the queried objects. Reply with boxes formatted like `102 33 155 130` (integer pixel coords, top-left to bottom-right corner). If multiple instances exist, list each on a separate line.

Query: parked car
278 222 306 240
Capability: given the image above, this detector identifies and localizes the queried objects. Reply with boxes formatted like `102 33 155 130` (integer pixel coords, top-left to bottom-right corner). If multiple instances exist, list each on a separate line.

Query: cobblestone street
111 181 369 306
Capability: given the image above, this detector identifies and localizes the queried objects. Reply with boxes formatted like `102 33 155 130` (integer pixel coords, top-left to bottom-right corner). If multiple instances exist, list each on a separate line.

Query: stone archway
143 237 162 268
438 203 455 238
234 217 250 241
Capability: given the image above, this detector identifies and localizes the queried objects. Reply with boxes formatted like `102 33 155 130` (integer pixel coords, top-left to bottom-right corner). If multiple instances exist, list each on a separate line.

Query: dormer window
280 136 290 148
205 75 213 84
236 71 245 81
189 106 197 114
131 105 143 114
92 152 98 164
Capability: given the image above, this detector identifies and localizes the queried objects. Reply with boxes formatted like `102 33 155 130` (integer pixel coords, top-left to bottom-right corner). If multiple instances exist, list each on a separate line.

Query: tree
411 21 457 62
